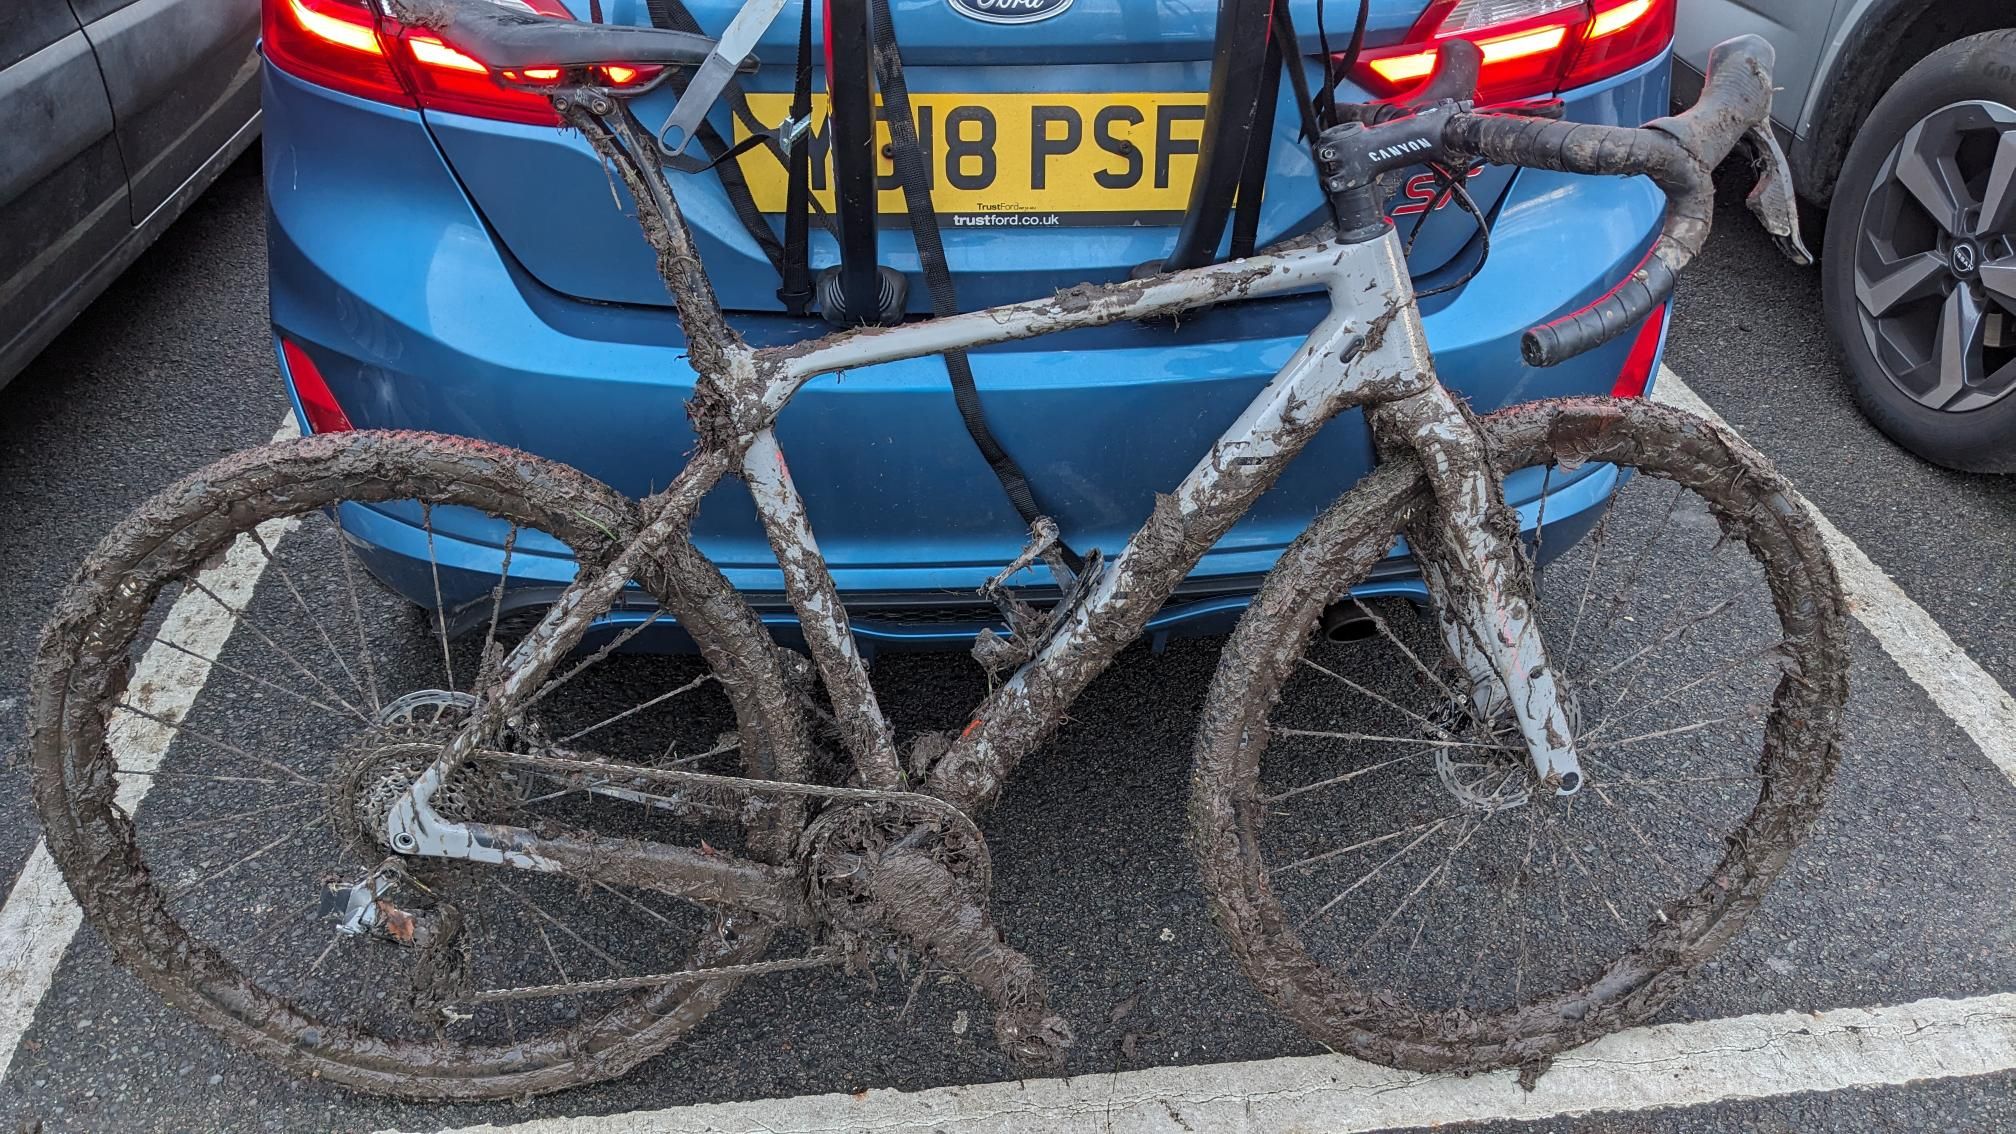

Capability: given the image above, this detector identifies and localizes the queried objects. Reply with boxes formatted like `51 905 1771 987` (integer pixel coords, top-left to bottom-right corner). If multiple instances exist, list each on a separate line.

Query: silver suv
1677 1 2014 473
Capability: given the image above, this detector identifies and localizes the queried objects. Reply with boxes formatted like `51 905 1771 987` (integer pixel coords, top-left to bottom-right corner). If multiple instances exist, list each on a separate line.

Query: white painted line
0 417 297 1084
1655 367 2016 786
391 991 2016 1134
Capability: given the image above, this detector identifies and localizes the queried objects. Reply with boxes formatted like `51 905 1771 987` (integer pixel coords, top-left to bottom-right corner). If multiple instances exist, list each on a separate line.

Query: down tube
925 246 1433 814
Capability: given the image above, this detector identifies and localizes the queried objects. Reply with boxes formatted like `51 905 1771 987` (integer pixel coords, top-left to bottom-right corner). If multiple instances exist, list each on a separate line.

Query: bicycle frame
381 95 1584 905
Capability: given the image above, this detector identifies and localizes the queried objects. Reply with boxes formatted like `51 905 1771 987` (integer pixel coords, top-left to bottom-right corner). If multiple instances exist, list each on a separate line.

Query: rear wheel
1191 397 1847 1073
28 430 813 1099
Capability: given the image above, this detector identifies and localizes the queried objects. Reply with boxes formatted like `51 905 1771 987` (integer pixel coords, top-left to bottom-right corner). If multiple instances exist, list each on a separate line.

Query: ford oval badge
947 0 1073 25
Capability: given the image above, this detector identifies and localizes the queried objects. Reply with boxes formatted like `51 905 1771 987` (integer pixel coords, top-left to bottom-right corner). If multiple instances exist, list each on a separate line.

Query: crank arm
656 0 790 171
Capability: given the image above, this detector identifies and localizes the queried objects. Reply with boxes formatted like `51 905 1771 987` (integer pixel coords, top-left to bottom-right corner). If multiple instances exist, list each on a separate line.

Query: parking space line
392 991 2016 1134
0 417 296 1085
1655 368 2016 786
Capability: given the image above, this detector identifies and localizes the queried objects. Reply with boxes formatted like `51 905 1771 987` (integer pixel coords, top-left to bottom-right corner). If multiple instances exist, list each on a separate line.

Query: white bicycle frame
384 220 1585 877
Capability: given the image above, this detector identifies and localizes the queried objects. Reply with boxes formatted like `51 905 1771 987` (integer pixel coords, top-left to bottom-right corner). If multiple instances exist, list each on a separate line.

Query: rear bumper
265 61 1667 650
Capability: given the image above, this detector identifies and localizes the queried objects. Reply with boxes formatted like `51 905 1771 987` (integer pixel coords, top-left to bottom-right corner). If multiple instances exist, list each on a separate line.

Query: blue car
261 0 1676 653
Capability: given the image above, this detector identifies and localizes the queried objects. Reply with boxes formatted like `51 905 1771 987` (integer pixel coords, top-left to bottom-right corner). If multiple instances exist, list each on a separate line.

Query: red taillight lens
1609 301 1667 398
1562 0 1675 90
262 0 600 126
1350 0 1673 105
262 0 414 107
280 339 356 434
389 26 563 125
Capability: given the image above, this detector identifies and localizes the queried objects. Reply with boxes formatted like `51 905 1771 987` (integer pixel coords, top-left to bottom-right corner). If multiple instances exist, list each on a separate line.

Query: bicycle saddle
389 0 717 70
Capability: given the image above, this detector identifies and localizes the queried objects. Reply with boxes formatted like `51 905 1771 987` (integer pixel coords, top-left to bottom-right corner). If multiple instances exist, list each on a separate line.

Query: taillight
1350 0 1674 105
390 24 564 125
1609 301 1667 398
262 0 412 107
280 340 356 434
261 0 597 126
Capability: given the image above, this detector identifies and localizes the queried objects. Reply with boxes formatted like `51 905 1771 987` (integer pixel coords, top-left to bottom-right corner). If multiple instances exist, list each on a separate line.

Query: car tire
1822 29 2016 474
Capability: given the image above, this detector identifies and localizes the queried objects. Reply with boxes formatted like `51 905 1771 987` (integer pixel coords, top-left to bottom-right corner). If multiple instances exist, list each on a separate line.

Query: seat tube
1372 384 1586 796
742 428 906 789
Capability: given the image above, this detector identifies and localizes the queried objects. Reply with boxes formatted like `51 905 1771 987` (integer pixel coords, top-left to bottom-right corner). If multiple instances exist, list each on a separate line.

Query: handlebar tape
1441 35 1777 366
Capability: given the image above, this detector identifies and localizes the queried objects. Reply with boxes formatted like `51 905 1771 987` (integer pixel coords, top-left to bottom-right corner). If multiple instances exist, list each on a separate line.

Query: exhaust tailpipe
1319 601 1379 643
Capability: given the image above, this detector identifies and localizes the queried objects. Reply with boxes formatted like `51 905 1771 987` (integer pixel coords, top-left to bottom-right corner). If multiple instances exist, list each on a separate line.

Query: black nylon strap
865 0 1078 567
777 0 815 314
1228 20 1282 259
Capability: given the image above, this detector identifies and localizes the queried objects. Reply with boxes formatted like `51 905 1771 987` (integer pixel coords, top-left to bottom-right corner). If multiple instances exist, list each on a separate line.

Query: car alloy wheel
1850 99 2016 413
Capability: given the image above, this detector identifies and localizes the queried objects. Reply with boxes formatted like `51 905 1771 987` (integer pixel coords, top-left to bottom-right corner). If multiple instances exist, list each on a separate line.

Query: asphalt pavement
1 150 2013 1132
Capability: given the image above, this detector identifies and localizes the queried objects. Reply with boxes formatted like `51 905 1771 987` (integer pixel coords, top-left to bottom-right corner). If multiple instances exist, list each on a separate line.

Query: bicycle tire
29 429 810 1100
1190 396 1848 1074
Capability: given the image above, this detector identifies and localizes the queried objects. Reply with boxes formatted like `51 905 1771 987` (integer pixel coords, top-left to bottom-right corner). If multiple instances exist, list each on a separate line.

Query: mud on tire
1190 397 1848 1074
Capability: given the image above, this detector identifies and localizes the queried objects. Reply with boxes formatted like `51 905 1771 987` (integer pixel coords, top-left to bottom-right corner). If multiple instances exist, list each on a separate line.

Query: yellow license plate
734 92 1209 227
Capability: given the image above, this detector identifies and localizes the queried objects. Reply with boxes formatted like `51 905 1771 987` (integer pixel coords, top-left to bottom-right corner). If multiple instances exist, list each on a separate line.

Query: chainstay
463 948 847 1004
480 747 994 896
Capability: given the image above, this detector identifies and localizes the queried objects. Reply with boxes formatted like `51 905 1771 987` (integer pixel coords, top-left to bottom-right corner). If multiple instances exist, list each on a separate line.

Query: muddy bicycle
29 0 1846 1100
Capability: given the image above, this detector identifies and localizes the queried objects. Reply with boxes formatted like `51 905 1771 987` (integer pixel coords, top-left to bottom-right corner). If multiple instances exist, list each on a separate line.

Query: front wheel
1191 397 1847 1073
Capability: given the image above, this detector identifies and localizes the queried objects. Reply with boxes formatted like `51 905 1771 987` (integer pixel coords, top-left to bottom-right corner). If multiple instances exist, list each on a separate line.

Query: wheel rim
1852 99 2016 412
1191 399 1848 1071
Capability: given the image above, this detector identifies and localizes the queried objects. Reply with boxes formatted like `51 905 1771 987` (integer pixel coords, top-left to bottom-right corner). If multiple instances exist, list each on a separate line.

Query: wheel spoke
1262 744 1443 805
1299 657 1460 741
1345 816 1484 967
1535 813 1629 933
166 814 328 903
1929 285 1986 408
1982 260 2016 308
421 503 459 693
1351 598 1463 705
1581 640 1788 746
326 506 384 716
114 703 318 786
554 671 716 745
183 578 373 726
146 799 321 838
1561 505 1615 662
1592 482 1686 643
477 522 521 697
1895 120 1968 234
1297 818 1452 929
1286 819 1437 877
247 527 370 709
1855 250 1947 317
154 638 356 721
1974 130 2016 238
496 879 630 973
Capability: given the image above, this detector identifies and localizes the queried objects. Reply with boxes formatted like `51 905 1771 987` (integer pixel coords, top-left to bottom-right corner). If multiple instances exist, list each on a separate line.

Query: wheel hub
329 691 523 855
1950 238 1982 279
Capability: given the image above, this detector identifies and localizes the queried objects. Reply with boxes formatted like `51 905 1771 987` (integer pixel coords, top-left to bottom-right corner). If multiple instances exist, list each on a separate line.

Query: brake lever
1744 122 1813 266
656 0 789 173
